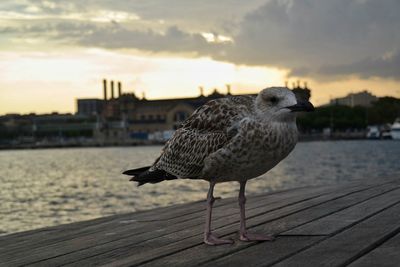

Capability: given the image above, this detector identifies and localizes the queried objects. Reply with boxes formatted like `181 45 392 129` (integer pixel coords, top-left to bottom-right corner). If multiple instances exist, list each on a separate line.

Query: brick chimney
118 81 122 97
226 84 231 95
199 86 204 96
103 79 107 100
111 80 115 99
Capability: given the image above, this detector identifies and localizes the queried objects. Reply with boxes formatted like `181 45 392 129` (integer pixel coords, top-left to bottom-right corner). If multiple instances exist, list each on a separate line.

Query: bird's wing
180 95 254 133
153 96 254 178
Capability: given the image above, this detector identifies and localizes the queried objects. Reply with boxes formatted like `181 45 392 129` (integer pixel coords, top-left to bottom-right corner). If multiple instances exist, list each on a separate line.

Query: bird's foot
239 232 275 242
204 233 234 246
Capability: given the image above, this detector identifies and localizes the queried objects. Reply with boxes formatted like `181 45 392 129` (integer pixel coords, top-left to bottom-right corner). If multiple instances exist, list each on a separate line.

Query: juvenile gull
123 87 314 245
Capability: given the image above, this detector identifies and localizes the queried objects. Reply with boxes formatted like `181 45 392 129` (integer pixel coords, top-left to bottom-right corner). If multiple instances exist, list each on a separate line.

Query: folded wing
154 96 254 179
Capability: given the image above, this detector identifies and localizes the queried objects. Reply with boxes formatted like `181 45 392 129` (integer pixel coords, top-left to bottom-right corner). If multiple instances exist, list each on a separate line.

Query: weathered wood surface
1 178 400 267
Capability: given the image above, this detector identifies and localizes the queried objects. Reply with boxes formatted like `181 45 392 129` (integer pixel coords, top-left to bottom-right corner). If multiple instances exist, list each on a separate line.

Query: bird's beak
286 101 315 112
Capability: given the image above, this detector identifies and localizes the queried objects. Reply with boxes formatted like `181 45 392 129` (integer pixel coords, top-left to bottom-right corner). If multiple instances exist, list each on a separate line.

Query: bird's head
255 87 314 122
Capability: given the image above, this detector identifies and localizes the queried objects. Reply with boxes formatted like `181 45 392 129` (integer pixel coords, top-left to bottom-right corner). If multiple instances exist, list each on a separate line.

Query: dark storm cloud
223 0 400 79
319 51 400 79
78 24 225 55
2 0 400 80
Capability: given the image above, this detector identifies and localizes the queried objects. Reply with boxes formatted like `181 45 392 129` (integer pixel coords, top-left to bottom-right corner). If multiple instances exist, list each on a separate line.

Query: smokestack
103 79 107 100
199 86 204 96
226 84 231 95
297 80 300 88
118 81 122 97
285 81 288 88
111 80 115 99
304 81 308 89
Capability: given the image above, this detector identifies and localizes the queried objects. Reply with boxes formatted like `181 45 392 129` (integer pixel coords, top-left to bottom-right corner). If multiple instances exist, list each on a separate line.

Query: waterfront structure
76 99 104 116
0 81 313 147
80 80 313 143
330 90 378 107
291 81 311 102
91 81 243 143
0 113 96 148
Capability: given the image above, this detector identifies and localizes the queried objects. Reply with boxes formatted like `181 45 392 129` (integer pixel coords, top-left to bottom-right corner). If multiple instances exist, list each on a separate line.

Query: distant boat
381 130 392 139
366 126 380 139
391 118 400 140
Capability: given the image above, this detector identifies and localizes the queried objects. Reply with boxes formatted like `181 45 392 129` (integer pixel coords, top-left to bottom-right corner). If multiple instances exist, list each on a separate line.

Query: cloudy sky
0 0 399 114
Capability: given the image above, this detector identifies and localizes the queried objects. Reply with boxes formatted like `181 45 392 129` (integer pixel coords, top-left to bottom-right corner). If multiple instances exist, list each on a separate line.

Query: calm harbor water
0 140 399 235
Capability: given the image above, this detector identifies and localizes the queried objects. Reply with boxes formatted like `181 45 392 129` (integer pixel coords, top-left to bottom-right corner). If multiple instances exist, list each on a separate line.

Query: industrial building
78 79 312 144
0 80 312 148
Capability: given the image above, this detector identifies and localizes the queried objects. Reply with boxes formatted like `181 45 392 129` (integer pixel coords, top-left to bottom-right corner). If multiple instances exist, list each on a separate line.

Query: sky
0 0 399 114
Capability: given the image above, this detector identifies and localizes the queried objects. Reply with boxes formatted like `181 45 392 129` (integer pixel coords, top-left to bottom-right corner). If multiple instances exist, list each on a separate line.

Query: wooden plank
349 232 400 267
197 238 325 267
0 184 338 266
1 179 380 247
272 202 400 267
199 186 400 267
0 180 395 267
0 180 382 249
0 185 331 256
0 184 325 252
126 183 399 267
283 187 400 235
0 197 209 249
59 182 397 267
4 184 294 253
200 236 325 267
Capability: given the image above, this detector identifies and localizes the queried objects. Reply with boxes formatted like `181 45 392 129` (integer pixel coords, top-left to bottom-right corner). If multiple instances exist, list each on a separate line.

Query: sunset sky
0 0 399 115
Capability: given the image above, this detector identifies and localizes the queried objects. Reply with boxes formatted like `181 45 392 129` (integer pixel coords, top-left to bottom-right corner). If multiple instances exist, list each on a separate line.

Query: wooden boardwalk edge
0 178 399 267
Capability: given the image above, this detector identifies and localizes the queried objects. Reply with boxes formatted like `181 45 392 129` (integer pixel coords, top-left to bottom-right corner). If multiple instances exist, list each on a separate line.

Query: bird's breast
203 121 298 182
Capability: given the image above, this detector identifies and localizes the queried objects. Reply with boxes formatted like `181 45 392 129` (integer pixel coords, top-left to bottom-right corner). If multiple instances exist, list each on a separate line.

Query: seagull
123 87 314 245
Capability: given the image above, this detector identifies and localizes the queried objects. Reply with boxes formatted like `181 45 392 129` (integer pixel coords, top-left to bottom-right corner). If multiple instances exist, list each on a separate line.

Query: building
330 91 378 107
80 80 312 143
92 84 230 143
291 81 311 102
76 99 104 116
0 112 96 148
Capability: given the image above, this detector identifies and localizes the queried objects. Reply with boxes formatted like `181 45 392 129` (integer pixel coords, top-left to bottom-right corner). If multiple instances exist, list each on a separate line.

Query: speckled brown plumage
124 87 315 245
152 96 254 179
149 89 300 183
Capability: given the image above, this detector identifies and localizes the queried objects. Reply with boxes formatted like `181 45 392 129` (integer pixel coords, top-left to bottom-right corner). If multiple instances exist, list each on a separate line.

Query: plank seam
340 227 400 267
279 186 400 237
266 200 400 267
197 186 400 267
52 192 332 267
128 184 392 267
5 181 388 266
51 189 343 267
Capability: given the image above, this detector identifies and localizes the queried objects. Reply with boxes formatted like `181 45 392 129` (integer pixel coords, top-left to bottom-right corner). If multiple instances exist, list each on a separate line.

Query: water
0 140 399 235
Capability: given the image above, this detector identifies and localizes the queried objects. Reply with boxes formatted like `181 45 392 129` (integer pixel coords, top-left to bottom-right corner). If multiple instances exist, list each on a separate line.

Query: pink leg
238 181 275 242
204 182 234 245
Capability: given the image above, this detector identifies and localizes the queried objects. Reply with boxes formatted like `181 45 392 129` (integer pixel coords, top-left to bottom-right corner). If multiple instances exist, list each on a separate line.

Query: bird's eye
270 97 278 103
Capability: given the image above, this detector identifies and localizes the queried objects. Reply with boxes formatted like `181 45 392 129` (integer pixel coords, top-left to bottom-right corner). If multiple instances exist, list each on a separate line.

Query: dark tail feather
123 166 152 176
123 166 177 186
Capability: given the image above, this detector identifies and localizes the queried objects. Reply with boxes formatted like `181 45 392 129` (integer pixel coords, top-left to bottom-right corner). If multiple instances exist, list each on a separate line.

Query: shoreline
0 137 395 151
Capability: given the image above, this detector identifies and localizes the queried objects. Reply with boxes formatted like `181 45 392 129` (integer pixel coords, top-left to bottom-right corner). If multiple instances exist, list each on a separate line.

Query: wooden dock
1 179 400 267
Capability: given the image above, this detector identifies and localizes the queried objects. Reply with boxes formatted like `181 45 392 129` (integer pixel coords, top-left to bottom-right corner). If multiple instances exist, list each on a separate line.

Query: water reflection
0 140 399 235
